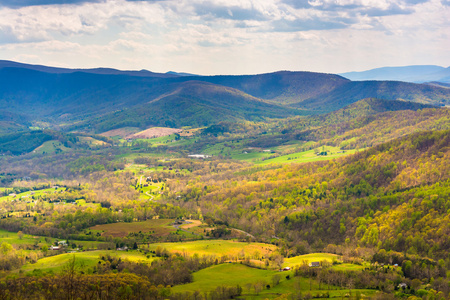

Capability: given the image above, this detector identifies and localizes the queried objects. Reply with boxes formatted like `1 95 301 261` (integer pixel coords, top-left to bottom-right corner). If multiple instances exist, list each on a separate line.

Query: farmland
147 240 277 258
21 250 155 274
90 219 178 238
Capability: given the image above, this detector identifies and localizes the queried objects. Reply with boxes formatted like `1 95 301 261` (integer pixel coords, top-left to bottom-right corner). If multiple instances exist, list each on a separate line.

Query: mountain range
339 65 450 83
1 60 449 134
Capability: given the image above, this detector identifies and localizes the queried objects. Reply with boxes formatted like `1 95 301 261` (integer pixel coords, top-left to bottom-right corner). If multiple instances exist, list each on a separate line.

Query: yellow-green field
172 263 377 299
172 263 280 293
21 250 155 273
0 187 66 202
257 147 358 165
283 253 367 271
147 240 277 258
0 229 44 245
283 253 340 267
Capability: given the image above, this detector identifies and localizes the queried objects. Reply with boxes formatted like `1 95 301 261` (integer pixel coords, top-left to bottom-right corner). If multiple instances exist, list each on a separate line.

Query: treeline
0 253 236 300
292 261 449 299
0 130 80 155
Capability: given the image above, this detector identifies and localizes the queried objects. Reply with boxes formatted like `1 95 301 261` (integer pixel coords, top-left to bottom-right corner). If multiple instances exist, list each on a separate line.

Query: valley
0 62 449 299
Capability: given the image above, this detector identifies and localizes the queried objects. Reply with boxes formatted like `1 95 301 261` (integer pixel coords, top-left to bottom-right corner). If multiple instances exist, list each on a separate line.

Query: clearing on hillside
90 219 176 238
128 127 183 139
99 127 141 138
147 240 277 257
21 250 155 273
283 253 340 267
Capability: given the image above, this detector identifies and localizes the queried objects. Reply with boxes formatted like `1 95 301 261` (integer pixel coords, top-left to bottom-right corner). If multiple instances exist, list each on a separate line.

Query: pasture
0 186 66 202
283 253 340 267
257 146 358 165
147 240 277 258
171 263 280 293
33 140 72 154
21 250 155 274
171 263 377 299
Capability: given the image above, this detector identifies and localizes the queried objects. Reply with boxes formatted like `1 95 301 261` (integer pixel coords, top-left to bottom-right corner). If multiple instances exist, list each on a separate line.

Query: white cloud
0 0 448 74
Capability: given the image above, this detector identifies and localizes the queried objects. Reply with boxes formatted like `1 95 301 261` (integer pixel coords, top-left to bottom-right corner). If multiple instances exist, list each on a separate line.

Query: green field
21 250 155 274
147 240 277 258
0 228 44 245
172 263 377 299
283 253 340 267
257 147 358 165
0 187 66 202
283 253 367 271
33 140 72 154
172 263 280 293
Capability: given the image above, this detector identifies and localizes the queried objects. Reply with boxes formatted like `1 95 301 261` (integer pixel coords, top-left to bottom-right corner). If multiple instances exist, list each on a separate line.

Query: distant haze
340 65 450 83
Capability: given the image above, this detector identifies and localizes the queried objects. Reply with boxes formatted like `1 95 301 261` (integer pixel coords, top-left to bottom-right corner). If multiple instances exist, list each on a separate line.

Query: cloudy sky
0 0 449 75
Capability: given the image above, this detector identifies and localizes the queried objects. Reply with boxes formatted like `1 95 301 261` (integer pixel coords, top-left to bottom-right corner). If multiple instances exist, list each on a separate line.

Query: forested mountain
73 81 298 132
293 80 450 112
1 61 449 134
0 60 176 78
191 71 350 104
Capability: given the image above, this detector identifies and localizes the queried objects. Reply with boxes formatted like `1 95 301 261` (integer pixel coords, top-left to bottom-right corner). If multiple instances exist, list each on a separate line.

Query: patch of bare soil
129 127 182 139
100 127 140 138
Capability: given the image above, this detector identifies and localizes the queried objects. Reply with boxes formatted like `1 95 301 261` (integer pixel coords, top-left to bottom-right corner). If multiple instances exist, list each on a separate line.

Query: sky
0 0 449 75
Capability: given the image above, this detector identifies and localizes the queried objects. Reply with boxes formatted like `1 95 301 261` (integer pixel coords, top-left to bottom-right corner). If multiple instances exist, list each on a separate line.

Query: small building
282 267 291 271
49 246 60 251
58 240 68 246
309 262 320 267
117 246 128 251
188 154 212 159
8 193 16 198
398 283 408 289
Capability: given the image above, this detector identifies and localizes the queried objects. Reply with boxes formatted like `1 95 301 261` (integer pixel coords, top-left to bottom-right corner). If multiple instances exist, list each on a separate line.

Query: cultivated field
129 127 183 139
90 219 177 238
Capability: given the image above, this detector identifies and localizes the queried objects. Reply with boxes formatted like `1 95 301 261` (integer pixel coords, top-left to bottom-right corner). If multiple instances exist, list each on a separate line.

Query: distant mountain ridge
0 60 177 78
340 65 450 83
0 60 449 134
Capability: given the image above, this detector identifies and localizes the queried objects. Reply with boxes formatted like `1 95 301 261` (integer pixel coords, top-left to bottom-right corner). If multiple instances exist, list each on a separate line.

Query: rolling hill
292 80 450 112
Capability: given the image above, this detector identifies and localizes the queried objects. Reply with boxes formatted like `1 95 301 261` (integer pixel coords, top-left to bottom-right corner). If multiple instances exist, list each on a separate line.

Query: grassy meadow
283 253 340 267
147 240 277 258
21 250 156 274
172 262 377 299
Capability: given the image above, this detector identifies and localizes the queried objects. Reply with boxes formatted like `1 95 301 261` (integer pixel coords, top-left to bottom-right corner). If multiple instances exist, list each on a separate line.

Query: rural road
232 228 256 240
173 221 198 236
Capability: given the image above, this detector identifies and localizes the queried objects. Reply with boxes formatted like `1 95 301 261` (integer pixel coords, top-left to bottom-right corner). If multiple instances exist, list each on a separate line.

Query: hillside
1 61 449 134
292 80 450 112
78 81 299 132
0 60 176 78
194 71 350 104
169 129 450 259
